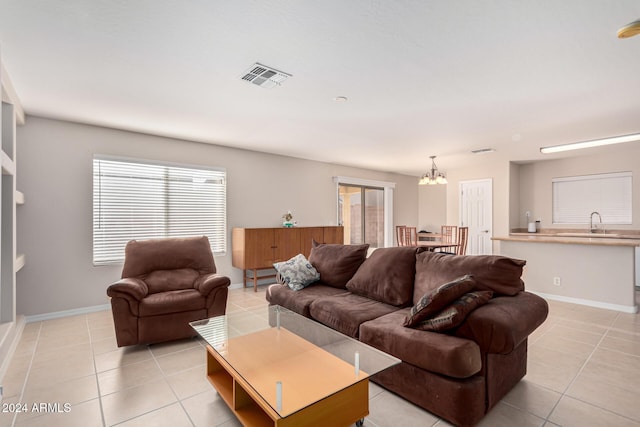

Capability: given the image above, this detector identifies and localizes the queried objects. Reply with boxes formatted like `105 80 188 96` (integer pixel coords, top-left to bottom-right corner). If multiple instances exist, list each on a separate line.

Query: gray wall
16 116 418 316
517 145 640 230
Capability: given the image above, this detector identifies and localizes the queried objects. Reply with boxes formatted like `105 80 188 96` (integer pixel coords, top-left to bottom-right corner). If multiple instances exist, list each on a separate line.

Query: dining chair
396 225 417 246
456 226 469 255
439 225 458 252
396 225 407 246
405 226 418 246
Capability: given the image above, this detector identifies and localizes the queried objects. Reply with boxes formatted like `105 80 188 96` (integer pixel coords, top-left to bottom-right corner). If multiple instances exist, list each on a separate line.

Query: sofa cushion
360 309 482 379
414 291 493 332
454 292 549 354
404 275 476 327
414 252 525 302
308 242 369 289
309 293 398 338
266 283 349 317
273 254 320 291
145 268 199 294
139 289 205 316
346 246 423 307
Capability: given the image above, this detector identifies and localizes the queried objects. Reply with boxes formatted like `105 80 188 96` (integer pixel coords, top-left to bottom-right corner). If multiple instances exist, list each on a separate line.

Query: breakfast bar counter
492 231 639 313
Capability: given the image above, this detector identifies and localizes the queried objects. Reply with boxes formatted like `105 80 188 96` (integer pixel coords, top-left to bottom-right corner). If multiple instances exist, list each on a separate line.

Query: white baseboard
0 316 26 382
25 303 111 323
531 291 638 314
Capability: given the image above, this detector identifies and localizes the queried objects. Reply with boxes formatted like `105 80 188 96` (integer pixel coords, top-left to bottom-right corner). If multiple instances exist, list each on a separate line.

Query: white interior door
460 179 492 255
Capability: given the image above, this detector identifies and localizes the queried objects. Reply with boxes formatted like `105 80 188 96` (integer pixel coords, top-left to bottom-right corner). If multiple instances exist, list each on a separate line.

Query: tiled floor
1 287 639 427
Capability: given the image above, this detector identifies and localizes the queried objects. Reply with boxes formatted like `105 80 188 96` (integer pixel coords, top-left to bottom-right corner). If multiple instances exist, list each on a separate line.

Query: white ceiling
1 1 639 175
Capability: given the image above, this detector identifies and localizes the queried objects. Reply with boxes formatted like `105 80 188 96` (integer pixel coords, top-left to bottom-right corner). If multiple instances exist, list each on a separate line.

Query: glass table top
190 305 400 418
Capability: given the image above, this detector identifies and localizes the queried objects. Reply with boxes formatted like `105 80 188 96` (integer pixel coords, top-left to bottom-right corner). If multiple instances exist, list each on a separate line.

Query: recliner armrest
454 291 548 354
107 277 149 301
194 273 231 296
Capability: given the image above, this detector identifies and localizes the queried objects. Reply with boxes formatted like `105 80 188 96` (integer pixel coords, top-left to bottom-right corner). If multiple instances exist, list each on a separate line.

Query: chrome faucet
589 211 602 233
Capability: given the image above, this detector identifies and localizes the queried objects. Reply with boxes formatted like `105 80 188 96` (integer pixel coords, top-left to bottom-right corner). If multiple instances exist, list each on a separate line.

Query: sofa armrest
454 291 548 354
194 273 231 296
107 278 148 301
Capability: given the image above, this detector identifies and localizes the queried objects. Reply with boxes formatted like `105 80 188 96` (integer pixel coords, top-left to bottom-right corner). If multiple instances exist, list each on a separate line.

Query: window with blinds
552 172 632 224
93 157 227 265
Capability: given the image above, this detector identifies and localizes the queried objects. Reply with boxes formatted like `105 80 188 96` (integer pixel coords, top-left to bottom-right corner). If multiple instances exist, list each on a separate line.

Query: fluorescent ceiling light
540 133 640 154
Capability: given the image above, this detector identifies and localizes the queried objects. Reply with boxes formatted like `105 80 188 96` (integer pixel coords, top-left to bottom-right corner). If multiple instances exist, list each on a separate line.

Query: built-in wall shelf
1 150 14 176
0 47 25 375
14 254 25 272
15 191 23 205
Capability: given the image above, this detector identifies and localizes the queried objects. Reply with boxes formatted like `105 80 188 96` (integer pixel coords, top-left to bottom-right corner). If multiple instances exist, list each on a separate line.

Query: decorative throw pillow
403 275 475 327
413 291 494 332
308 241 370 289
273 254 320 291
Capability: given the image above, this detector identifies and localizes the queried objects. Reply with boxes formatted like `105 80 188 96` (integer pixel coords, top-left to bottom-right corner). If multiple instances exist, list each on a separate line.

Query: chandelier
419 156 448 185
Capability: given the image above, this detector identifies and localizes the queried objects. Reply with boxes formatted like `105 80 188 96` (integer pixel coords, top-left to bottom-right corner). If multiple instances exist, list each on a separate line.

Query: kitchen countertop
493 231 640 247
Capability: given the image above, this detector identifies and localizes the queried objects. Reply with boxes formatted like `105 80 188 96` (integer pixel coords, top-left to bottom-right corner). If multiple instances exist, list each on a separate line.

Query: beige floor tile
22 374 98 417
166 365 211 400
27 353 95 385
0 396 21 427
501 379 562 419
533 333 596 359
155 346 206 376
94 345 152 372
13 398 103 427
91 335 119 355
148 337 202 357
20 322 41 339
583 347 640 385
31 342 92 368
88 325 115 342
476 402 545 427
101 378 177 426
611 315 640 335
181 390 235 427
567 371 640 421
367 390 439 427
547 323 605 345
35 331 90 353
599 334 640 357
549 395 640 427
116 403 192 427
525 346 586 392
97 360 164 396
564 306 620 326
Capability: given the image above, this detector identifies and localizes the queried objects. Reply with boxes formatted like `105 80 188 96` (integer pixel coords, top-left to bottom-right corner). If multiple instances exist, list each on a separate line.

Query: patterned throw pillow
273 254 320 291
403 275 475 327
413 291 494 331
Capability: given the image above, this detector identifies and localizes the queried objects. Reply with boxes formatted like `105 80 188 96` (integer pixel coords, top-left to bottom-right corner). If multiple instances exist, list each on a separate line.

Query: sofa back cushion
346 246 424 306
413 252 525 303
122 236 216 278
309 242 369 289
145 268 200 294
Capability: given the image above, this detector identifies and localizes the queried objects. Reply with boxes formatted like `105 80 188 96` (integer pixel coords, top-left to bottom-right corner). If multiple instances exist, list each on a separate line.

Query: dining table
416 241 459 252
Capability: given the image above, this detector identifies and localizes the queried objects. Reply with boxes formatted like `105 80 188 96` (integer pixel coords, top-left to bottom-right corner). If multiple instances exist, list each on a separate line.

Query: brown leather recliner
107 236 230 347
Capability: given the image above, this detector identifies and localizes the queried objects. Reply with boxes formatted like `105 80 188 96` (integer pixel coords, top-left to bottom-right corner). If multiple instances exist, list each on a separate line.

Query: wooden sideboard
232 226 344 291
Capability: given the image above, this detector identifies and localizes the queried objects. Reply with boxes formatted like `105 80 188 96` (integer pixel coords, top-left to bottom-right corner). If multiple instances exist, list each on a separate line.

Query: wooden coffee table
191 305 400 427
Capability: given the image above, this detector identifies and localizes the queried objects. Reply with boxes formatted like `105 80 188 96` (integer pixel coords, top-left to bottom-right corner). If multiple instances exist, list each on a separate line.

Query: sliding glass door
338 184 384 248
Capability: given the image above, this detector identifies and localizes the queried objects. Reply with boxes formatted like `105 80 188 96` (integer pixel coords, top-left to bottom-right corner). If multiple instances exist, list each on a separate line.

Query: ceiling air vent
241 63 292 89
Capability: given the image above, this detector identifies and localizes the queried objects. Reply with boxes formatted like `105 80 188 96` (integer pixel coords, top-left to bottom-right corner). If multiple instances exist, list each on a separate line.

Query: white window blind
552 172 632 224
93 157 227 265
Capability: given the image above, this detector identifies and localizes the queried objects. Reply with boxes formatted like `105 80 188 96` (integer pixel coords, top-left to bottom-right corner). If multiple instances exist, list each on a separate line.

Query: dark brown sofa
107 236 230 347
266 244 548 427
